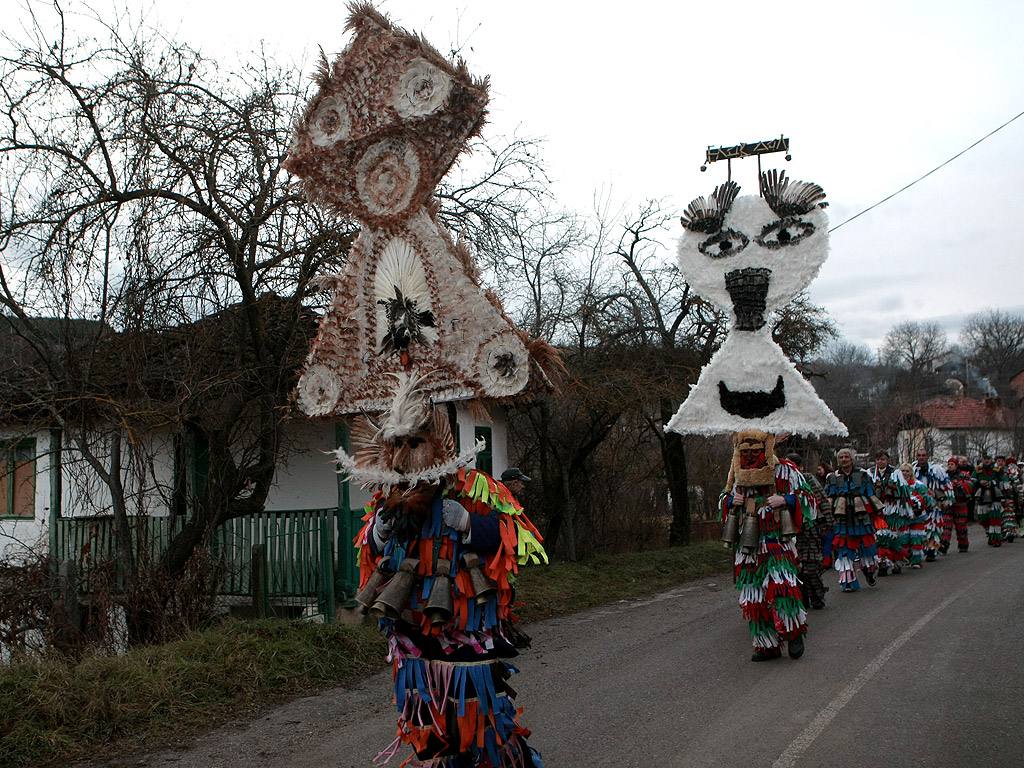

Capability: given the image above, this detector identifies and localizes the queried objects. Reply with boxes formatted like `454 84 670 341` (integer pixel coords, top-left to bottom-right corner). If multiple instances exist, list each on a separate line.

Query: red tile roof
914 396 1012 430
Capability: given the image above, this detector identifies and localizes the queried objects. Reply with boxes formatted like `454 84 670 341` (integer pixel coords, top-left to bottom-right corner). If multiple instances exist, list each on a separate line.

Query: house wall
897 426 1014 463
0 428 55 560
265 419 341 511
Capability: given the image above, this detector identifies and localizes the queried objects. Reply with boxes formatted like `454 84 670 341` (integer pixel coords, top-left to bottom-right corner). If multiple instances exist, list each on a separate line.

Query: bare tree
0 3 348 642
879 320 950 374
959 309 1024 394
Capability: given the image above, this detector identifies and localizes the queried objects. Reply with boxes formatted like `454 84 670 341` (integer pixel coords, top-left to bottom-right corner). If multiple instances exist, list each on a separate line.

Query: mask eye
698 228 749 258
756 217 815 248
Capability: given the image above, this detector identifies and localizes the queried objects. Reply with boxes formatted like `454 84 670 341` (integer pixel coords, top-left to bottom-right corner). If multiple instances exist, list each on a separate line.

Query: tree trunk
662 400 691 547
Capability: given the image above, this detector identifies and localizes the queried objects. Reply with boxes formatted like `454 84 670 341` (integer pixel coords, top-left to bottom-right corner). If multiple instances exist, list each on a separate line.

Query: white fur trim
333 437 486 492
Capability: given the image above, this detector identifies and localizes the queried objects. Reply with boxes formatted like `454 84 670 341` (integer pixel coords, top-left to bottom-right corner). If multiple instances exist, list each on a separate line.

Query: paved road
92 537 1024 767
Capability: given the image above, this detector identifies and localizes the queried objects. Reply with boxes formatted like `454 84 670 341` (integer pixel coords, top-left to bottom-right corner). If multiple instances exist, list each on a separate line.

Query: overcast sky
6 0 1024 352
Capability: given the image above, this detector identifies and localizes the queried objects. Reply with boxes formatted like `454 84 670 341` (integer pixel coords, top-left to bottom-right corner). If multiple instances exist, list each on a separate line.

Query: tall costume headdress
284 2 557 418
666 170 847 437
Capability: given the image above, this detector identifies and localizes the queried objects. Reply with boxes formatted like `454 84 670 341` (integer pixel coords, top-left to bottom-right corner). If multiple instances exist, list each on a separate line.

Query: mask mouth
725 267 771 331
719 375 785 418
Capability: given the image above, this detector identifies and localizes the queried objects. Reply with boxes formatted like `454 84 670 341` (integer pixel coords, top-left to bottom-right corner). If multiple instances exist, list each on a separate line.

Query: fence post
56 559 81 632
251 544 268 618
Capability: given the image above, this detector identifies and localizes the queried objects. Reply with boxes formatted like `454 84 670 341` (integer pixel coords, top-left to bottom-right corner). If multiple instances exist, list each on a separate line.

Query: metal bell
739 511 760 555
461 552 496 605
834 497 847 517
778 506 799 540
424 558 454 626
721 508 741 547
853 497 867 514
354 562 392 615
370 557 420 620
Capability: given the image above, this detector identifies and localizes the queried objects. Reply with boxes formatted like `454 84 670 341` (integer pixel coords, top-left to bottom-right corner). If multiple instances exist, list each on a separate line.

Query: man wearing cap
501 468 531 503
945 456 972 552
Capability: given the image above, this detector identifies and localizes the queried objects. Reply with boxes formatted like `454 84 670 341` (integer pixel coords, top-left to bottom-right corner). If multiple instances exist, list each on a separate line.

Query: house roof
909 395 1013 430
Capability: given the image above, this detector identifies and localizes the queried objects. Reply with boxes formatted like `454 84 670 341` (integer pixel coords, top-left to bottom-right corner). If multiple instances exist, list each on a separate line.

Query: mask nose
725 267 771 331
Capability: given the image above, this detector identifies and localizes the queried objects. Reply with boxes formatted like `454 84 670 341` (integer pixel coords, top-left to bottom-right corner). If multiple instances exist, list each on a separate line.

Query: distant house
1011 368 1024 401
896 395 1017 462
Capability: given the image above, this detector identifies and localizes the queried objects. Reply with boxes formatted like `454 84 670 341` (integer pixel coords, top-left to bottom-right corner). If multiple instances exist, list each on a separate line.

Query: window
474 427 492 475
950 432 967 456
1 438 36 519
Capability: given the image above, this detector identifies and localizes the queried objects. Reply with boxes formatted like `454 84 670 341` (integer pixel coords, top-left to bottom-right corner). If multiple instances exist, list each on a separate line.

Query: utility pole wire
829 108 1024 233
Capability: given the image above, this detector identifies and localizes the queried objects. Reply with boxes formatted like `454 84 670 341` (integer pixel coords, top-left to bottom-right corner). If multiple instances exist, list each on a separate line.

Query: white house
896 395 1016 462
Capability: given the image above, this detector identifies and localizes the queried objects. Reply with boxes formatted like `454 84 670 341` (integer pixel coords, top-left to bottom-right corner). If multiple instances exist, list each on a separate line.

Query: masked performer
825 449 880 591
995 457 1017 542
786 453 830 609
346 375 546 768
945 456 972 552
1004 456 1022 526
720 432 814 661
914 449 954 559
868 450 912 575
900 463 931 568
973 453 1005 547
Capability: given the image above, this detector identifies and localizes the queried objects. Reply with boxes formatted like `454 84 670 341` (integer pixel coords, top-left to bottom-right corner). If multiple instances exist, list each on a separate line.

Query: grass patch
0 542 729 767
514 540 732 623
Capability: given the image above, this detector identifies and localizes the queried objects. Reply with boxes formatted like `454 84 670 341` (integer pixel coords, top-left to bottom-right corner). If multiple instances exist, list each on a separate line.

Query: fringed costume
356 466 547 768
945 460 972 552
1005 458 1022 526
868 463 913 574
720 432 813 661
825 466 880 591
904 479 930 568
795 471 831 608
914 460 953 558
973 460 1005 546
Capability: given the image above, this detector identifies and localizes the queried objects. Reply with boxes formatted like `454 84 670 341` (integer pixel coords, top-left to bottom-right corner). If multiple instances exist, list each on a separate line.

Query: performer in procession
1003 456 1022 528
348 376 546 768
826 449 881 591
944 456 972 553
867 450 912 575
721 432 814 661
973 452 1006 547
995 457 1017 542
900 463 932 568
786 453 831 609
914 448 954 560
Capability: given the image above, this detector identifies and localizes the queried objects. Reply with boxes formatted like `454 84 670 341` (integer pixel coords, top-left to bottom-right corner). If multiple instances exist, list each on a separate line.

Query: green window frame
474 426 492 475
1 438 37 519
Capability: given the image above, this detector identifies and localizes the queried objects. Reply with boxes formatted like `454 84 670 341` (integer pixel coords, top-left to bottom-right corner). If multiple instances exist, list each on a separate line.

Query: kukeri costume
719 432 813 660
867 463 913 574
973 460 1005 546
283 6 557 765
945 459 972 552
795 470 831 608
914 460 953 559
825 466 880 591
667 172 845 661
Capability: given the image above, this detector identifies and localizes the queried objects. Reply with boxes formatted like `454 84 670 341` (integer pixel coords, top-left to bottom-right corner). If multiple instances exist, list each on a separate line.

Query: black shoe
926 552 937 562
939 544 949 555
751 648 782 662
864 569 877 587
788 635 805 659
878 566 889 577
810 599 825 610
891 565 902 574
1006 536 1015 543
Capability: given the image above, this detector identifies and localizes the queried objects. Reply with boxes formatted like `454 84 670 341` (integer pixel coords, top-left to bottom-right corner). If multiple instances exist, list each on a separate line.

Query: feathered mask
333 372 484 491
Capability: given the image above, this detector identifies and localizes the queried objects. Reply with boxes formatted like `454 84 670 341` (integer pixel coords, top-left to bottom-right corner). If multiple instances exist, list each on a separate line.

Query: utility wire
829 108 1024 233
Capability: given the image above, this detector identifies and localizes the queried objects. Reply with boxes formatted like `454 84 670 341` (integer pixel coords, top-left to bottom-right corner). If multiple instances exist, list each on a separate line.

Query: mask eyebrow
759 169 827 218
680 180 740 233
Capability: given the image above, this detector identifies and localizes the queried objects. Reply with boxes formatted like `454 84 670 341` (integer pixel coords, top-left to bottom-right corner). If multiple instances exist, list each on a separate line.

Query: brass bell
778 507 799 540
424 558 454 626
354 562 392 615
461 552 496 606
370 557 420 620
834 497 847 517
853 497 867 515
739 511 760 555
721 508 741 547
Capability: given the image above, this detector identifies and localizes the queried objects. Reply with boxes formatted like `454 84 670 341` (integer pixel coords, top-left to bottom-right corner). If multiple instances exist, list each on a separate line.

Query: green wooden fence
50 508 360 612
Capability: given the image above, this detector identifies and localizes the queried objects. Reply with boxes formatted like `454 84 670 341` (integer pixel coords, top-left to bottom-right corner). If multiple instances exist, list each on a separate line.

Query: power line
829 108 1024 233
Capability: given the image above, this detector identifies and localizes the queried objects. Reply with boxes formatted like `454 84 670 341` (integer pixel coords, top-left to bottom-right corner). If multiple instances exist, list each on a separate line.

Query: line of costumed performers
283 4 558 765
666 171 848 662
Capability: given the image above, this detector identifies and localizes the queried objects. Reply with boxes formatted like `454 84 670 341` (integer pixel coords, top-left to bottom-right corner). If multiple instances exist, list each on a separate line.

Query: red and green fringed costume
972 463 1005 546
946 469 972 552
868 465 913 572
720 461 813 652
355 468 547 768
